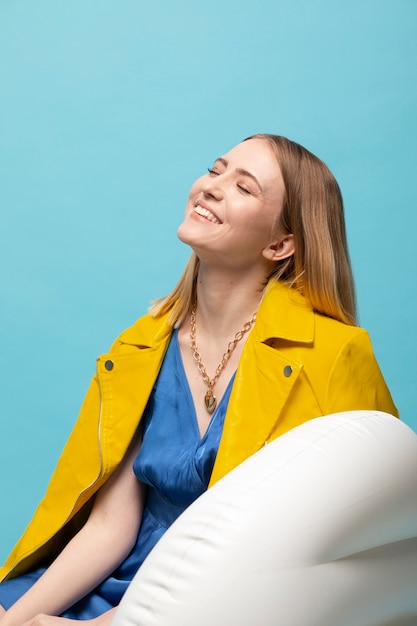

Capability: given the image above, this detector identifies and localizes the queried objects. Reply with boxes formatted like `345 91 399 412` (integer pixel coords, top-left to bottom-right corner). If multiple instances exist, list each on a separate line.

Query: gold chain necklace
190 304 256 415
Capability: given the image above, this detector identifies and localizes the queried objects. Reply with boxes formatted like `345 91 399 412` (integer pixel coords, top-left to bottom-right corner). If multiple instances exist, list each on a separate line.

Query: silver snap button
104 360 114 371
283 365 293 377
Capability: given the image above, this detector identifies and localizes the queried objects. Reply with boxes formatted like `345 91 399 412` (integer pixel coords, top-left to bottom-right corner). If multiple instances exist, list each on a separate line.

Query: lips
193 203 222 224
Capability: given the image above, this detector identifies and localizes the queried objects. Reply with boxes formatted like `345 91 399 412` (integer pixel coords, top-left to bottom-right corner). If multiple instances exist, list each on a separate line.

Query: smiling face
177 138 293 274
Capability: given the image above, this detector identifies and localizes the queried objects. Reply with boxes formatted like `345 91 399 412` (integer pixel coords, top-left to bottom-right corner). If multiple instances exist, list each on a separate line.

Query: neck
193 263 267 338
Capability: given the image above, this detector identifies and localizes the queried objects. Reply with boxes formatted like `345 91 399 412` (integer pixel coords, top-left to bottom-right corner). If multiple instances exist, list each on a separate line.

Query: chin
177 213 202 239
177 220 194 245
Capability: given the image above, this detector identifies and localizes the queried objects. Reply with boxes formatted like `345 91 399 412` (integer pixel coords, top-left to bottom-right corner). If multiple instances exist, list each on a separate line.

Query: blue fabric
0 330 234 618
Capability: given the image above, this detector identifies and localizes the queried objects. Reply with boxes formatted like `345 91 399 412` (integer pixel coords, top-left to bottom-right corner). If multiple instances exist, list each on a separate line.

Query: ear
262 234 295 262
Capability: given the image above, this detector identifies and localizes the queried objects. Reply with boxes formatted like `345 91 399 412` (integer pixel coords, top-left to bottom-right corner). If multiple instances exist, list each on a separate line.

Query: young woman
0 135 398 626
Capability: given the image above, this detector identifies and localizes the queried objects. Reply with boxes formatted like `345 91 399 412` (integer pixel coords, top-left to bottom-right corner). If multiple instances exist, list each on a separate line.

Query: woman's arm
0 432 145 626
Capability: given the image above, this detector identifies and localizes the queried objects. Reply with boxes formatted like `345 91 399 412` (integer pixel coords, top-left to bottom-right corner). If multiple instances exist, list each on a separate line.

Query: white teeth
195 205 221 224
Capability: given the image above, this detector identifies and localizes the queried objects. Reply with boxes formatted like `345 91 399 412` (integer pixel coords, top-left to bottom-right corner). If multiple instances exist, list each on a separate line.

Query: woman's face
178 138 290 272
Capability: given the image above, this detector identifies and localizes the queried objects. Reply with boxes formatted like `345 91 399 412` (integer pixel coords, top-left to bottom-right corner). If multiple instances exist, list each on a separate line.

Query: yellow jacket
0 281 398 581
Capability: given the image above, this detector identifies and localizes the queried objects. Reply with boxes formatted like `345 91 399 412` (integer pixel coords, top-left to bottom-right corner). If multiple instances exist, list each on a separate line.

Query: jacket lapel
97 314 173 475
210 281 315 485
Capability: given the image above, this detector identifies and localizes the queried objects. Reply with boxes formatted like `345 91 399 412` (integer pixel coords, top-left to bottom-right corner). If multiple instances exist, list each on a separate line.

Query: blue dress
0 330 234 618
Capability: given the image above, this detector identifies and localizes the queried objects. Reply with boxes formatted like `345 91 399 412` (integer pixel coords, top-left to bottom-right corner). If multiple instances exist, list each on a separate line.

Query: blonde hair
150 134 357 327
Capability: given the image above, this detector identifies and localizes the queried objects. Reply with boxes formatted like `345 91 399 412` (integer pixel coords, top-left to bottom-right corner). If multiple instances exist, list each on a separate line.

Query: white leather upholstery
112 411 417 626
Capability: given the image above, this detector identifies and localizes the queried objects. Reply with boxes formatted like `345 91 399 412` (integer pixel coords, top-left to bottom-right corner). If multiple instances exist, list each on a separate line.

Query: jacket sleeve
0 373 103 581
323 329 399 418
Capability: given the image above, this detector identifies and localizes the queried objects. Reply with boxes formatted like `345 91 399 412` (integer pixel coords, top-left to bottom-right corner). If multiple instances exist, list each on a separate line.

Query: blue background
1 0 416 562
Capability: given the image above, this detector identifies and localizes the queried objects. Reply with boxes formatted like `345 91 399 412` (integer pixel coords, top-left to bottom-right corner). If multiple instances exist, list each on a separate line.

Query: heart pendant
204 390 217 414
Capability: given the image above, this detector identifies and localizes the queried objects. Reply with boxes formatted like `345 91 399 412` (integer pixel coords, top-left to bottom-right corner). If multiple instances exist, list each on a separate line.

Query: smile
193 204 222 224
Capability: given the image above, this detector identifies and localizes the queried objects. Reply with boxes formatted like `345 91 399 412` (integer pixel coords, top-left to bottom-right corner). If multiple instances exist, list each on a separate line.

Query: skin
177 138 294 438
0 137 295 626
178 137 293 275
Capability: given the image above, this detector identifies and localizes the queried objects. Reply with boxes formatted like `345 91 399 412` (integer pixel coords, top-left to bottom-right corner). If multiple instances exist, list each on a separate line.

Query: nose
202 175 224 201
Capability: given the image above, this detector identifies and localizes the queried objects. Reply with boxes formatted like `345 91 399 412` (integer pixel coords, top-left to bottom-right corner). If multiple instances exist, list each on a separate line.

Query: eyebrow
214 157 263 192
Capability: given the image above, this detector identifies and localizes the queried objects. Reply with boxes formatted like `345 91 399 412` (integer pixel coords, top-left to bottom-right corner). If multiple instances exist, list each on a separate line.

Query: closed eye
207 165 254 195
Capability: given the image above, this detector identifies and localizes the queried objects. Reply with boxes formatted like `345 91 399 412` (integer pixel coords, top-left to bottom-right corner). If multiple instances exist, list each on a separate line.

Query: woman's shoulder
307 308 375 374
259 280 368 348
314 309 369 342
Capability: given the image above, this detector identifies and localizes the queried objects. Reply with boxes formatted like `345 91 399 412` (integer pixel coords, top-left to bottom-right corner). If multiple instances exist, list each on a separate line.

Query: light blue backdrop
1 0 416 563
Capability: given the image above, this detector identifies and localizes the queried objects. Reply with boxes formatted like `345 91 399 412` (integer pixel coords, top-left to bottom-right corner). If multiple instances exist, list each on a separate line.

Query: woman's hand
21 616 89 626
20 608 116 626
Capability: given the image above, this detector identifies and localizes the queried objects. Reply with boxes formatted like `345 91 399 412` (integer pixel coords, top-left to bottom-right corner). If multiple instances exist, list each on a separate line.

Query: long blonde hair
150 134 357 326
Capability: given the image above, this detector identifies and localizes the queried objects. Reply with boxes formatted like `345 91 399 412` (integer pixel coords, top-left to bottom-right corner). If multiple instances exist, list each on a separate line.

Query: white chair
112 411 417 626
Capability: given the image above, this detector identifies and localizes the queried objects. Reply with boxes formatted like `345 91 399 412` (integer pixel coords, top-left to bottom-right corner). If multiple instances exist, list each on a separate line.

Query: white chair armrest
113 411 417 626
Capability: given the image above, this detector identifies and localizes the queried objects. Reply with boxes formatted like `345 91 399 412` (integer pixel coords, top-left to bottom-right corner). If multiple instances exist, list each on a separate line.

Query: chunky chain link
190 304 257 390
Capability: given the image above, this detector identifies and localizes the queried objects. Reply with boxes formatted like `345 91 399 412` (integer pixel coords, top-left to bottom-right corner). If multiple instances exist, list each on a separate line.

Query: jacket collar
115 310 173 349
254 279 314 344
